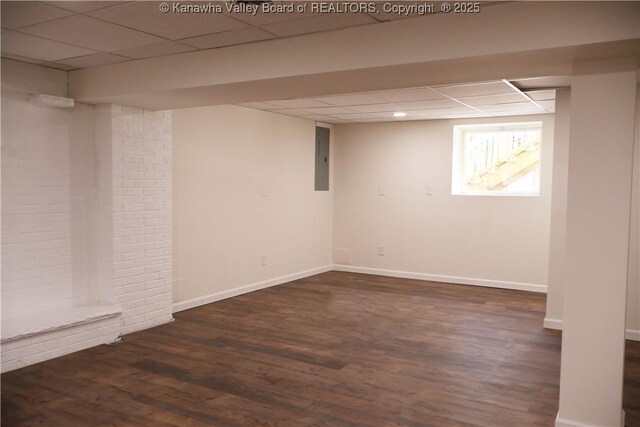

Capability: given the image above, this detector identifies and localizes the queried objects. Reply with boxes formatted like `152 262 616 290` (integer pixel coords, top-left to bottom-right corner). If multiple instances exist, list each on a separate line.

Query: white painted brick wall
2 62 173 372
110 105 173 335
1 76 98 318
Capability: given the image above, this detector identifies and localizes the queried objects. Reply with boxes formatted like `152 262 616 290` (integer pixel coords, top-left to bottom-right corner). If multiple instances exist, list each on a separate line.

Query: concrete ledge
1 305 121 344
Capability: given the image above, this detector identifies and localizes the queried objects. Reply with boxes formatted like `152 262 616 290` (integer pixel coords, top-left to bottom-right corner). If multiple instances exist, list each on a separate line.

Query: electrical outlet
261 255 267 266
378 246 384 256
379 185 385 196
261 185 267 197
425 185 432 195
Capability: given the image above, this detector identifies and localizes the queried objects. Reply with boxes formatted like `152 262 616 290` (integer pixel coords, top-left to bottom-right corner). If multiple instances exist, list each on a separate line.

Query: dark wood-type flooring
2 271 640 426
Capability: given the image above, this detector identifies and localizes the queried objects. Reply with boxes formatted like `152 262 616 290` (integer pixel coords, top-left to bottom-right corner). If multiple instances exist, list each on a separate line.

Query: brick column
109 105 173 335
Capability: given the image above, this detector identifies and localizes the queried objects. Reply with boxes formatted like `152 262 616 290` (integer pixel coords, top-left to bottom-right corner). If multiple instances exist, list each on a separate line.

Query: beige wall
171 99 640 338
332 114 553 290
172 105 333 307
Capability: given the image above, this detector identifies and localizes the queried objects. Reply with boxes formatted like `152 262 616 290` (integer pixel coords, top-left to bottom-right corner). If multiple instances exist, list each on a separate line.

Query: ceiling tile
411 117 441 122
89 1 248 40
238 82 555 124
300 115 349 125
536 100 556 111
1 29 96 61
373 87 446 102
327 112 391 120
396 98 462 110
1 2 72 30
225 1 314 26
459 93 525 106
264 107 314 115
180 27 274 49
302 106 360 115
478 102 544 113
525 90 556 101
512 76 572 89
348 103 404 113
314 93 388 106
237 101 283 110
439 112 492 119
114 41 196 59
40 61 78 71
346 118 389 123
46 1 121 13
1 53 44 64
388 116 439 122
408 107 479 116
19 15 165 51
404 114 442 120
373 1 435 21
260 12 376 37
298 114 342 123
269 99 332 109
491 110 543 118
55 53 128 68
435 81 514 98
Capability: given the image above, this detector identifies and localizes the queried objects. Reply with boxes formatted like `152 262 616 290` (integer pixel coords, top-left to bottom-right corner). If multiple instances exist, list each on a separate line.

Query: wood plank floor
2 271 640 426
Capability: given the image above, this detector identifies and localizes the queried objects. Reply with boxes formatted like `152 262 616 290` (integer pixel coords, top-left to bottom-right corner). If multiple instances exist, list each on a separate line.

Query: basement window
451 122 542 196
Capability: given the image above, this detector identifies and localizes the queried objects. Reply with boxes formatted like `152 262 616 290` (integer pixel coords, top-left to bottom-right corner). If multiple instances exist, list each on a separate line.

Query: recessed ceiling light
393 112 407 117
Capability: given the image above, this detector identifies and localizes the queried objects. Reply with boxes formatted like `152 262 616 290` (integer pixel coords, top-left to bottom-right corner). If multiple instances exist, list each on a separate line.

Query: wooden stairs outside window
464 134 540 192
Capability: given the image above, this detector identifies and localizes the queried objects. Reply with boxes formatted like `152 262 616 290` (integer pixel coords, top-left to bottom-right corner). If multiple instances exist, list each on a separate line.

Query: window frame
451 121 543 197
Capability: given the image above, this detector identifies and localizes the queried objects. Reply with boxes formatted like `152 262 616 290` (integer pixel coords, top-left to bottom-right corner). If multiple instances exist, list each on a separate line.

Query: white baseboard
172 265 333 313
544 317 640 341
332 264 547 293
172 265 640 342
555 410 625 427
172 264 546 314
627 328 640 341
555 415 583 427
544 317 564 330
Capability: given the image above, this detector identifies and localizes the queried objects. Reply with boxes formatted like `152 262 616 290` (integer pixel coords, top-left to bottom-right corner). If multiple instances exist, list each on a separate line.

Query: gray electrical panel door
315 126 330 191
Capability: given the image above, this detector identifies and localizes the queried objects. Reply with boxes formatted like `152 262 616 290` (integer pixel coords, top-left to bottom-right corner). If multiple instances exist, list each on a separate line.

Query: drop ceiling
1 1 566 122
1 0 500 71
236 78 564 124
